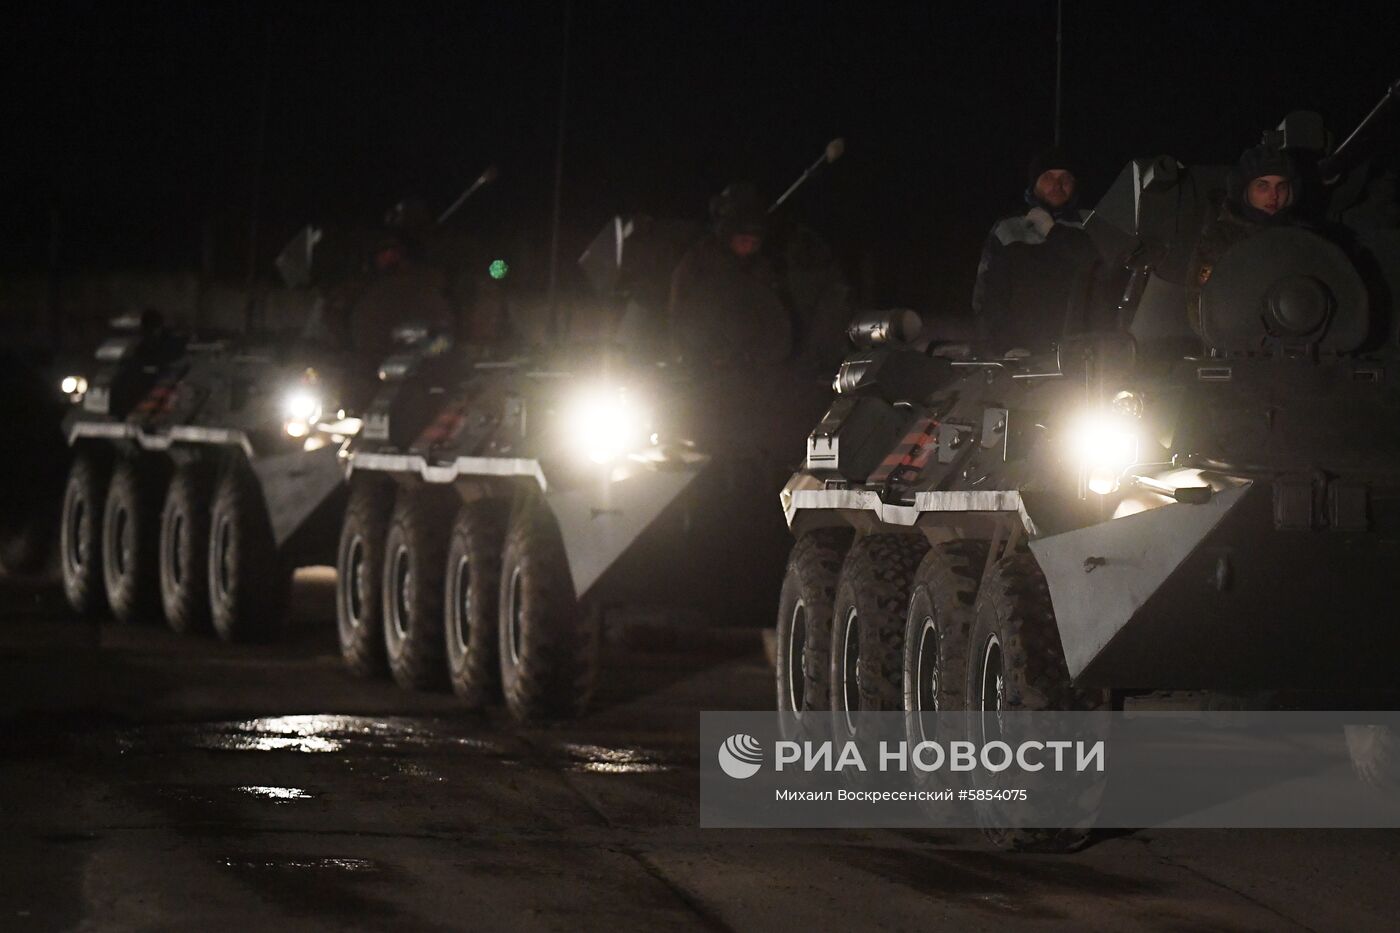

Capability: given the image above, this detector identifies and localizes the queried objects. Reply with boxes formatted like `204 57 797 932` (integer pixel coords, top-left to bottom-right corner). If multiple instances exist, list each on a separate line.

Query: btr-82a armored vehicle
54 173 501 641
776 89 1400 847
333 143 849 722
58 315 362 641
336 338 719 721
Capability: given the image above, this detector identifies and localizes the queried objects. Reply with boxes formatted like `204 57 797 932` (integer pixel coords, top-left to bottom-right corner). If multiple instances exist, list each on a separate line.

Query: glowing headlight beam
565 387 650 464
282 389 324 438
283 391 322 424
1069 410 1141 496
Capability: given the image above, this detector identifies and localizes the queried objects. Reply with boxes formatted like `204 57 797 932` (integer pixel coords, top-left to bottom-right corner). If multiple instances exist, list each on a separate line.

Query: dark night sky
4 0 1397 312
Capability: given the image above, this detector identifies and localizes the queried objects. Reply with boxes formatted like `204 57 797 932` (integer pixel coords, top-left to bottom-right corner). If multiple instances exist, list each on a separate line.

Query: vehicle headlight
282 390 323 438
565 386 650 464
60 375 89 402
1069 410 1140 495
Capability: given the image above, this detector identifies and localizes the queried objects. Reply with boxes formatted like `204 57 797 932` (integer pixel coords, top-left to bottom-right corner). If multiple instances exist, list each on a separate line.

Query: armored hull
57 327 368 637
777 115 1400 787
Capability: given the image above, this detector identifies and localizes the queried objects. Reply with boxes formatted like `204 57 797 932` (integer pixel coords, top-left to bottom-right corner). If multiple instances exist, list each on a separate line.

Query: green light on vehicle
489 259 509 280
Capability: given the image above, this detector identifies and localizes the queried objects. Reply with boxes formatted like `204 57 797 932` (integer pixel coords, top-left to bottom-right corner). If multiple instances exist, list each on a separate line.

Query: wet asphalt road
3 571 1400 932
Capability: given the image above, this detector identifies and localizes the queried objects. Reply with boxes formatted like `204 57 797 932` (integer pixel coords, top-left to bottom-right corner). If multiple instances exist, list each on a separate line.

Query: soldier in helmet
1187 144 1301 332
972 147 1099 355
302 196 456 367
667 182 793 368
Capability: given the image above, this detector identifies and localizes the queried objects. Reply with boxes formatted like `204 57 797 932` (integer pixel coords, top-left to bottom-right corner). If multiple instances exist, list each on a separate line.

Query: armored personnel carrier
57 314 361 640
54 172 502 639
334 143 849 722
776 90 1400 848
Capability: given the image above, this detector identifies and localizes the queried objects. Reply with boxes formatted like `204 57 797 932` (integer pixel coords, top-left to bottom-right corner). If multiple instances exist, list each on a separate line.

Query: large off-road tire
335 480 394 677
445 499 506 708
159 463 213 635
903 539 987 806
208 463 290 643
1345 725 1400 794
101 458 165 624
903 539 988 735
829 534 929 742
382 488 452 691
60 453 110 617
775 528 852 738
498 495 599 722
966 552 1108 852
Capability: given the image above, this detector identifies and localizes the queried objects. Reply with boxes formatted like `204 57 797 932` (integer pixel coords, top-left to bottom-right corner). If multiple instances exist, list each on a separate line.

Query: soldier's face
1034 169 1076 208
1247 175 1292 215
729 233 763 258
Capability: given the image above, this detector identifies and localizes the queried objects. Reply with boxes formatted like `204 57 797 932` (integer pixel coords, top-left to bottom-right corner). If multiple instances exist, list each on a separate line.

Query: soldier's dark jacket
668 236 792 368
1186 201 1264 335
971 209 1098 354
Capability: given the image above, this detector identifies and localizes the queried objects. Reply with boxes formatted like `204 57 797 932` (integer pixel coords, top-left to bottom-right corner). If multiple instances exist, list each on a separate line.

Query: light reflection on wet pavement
559 742 675 774
111 715 516 756
218 856 379 873
101 714 680 777
234 785 316 802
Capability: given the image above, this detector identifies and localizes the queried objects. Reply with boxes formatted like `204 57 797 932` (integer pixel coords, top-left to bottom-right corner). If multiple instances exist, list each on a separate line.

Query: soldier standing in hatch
1187 144 1301 333
972 147 1099 355
667 182 793 369
304 197 483 370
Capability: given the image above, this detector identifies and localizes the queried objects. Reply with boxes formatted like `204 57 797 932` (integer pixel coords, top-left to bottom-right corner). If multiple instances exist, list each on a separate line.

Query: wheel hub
392 547 412 640
66 498 86 573
978 634 1005 743
112 505 130 577
214 515 233 600
786 600 807 713
840 607 860 734
914 616 938 742
454 555 471 652
346 536 366 628
507 566 524 666
168 512 185 586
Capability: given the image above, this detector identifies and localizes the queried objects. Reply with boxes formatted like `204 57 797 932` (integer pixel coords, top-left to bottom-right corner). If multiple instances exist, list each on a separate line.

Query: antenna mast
547 0 573 341
1054 0 1064 146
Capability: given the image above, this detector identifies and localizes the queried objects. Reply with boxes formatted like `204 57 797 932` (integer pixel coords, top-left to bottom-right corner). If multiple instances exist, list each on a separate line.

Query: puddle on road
219 856 379 873
234 785 316 802
558 742 674 774
113 715 510 757
195 733 344 753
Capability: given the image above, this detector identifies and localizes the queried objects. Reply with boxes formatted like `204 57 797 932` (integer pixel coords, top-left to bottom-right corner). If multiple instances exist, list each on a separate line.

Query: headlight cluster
565 385 652 464
60 375 89 403
1069 393 1143 496
282 389 323 439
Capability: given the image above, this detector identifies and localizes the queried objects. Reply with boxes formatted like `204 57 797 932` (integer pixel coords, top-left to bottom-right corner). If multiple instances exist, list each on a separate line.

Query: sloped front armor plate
548 466 704 599
1033 482 1400 690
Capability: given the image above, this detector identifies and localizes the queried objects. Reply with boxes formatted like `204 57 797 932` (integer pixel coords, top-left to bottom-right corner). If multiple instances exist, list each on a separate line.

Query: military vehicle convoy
776 91 1400 848
333 144 848 722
